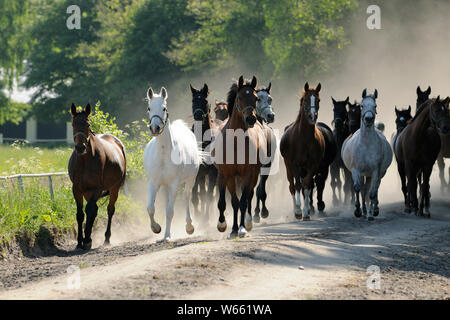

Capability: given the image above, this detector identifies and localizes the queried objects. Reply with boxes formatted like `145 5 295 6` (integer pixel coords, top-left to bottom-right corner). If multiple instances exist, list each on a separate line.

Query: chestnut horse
68 103 126 250
190 83 218 223
280 82 337 220
212 76 267 238
394 96 450 217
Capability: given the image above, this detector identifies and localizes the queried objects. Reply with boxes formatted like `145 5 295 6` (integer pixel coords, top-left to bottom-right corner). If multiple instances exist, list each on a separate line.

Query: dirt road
0 197 448 300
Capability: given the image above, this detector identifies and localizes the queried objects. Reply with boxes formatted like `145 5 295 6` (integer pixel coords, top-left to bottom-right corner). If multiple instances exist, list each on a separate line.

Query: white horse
342 89 393 220
143 87 202 240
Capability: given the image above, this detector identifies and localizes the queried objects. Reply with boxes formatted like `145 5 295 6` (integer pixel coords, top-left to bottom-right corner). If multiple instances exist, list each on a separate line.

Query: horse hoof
103 240 111 247
253 215 261 224
217 220 227 232
373 207 379 217
310 206 316 216
76 243 83 250
318 202 325 212
354 208 362 218
238 226 248 238
294 207 302 220
295 213 303 220
186 223 195 235
404 208 411 214
151 223 161 234
261 207 269 219
368 216 375 222
318 211 327 218
244 215 253 232
302 216 311 221
255 207 260 215
229 230 238 239
82 240 92 251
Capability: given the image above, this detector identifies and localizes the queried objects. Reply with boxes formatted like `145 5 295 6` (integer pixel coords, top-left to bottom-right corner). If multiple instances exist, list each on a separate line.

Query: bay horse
253 83 277 223
342 89 393 221
143 87 202 240
329 96 353 205
280 82 337 220
69 103 126 250
214 99 229 123
190 83 218 224
211 76 267 238
394 96 450 217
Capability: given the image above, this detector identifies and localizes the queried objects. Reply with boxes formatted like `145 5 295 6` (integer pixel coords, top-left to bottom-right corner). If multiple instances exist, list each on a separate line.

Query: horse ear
331 97 336 105
345 96 349 104
85 103 91 116
190 84 196 95
251 76 257 89
426 86 431 95
374 89 378 99
395 106 399 115
316 83 321 93
408 105 412 113
147 87 154 100
238 76 244 88
266 82 271 93
161 87 168 99
417 86 422 95
436 95 441 103
304 82 309 92
202 83 209 96
362 89 367 98
70 103 77 116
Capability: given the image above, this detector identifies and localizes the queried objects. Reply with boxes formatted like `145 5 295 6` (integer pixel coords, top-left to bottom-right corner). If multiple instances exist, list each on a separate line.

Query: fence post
17 175 24 192
48 175 54 202
0 133 3 144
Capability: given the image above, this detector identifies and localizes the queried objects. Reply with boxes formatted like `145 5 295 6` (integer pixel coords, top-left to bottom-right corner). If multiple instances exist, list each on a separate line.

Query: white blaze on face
310 95 316 116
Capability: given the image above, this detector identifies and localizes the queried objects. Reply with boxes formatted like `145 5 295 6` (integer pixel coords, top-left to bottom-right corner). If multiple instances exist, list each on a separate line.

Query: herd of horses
68 78 450 249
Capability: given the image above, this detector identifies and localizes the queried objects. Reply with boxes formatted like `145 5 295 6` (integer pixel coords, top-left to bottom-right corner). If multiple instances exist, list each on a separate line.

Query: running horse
253 82 277 223
212 76 267 238
329 96 353 205
190 83 218 224
342 89 393 221
347 101 361 134
280 82 337 220
394 96 450 217
69 103 127 250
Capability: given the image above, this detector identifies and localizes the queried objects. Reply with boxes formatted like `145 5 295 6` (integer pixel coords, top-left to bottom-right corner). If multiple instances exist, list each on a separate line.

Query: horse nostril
267 113 275 122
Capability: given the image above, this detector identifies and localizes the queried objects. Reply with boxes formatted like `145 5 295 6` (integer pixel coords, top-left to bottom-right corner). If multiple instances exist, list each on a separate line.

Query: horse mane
411 98 433 123
226 79 255 116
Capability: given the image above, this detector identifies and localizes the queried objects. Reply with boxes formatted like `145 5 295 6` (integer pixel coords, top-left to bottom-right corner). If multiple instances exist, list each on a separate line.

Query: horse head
256 82 275 124
214 100 229 121
190 83 210 122
331 96 349 130
146 87 169 136
416 86 431 111
70 103 92 154
394 105 412 132
301 82 321 125
348 101 362 133
234 75 258 129
361 89 378 128
430 96 450 135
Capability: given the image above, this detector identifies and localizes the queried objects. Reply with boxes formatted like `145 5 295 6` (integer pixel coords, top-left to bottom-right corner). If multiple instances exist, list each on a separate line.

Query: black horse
416 86 431 113
329 97 353 205
190 83 218 224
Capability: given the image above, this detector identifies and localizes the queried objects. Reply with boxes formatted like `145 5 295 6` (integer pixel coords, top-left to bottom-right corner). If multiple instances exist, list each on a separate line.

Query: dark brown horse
394 96 450 217
348 101 362 134
190 84 218 223
212 76 267 238
280 83 337 220
68 103 127 250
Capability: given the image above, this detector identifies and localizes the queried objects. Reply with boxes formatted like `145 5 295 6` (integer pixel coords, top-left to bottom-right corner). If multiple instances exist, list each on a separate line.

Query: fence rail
0 172 69 202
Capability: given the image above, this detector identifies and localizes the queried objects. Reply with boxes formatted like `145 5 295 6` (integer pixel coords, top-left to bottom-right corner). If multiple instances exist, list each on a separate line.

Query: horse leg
437 155 445 193
361 176 371 218
257 173 270 219
420 165 433 218
206 167 218 224
83 190 102 250
397 162 410 213
343 168 353 205
330 162 339 206
352 169 362 217
367 171 379 221
406 168 419 215
192 173 200 217
286 165 302 219
227 178 240 239
163 182 178 241
104 185 120 246
315 168 328 216
254 175 262 223
184 177 195 235
198 173 207 220
147 180 161 234
217 172 227 232
238 186 250 238
73 187 84 250
301 173 315 221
